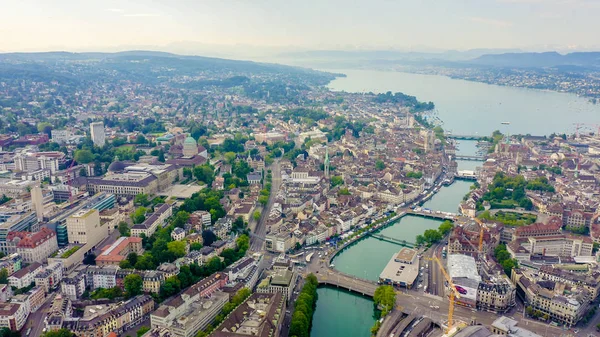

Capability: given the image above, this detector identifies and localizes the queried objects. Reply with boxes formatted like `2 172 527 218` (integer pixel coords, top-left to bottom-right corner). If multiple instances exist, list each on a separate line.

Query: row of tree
494 244 519 276
289 274 319 337
415 220 454 246
371 285 397 335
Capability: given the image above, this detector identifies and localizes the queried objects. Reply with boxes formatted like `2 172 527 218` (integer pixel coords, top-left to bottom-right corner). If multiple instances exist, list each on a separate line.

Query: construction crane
573 123 585 139
66 158 77 204
427 256 461 334
473 217 488 256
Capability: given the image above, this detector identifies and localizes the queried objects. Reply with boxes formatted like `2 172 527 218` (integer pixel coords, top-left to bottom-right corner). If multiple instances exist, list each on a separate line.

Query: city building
150 272 229 337
256 268 297 302
476 277 516 313
61 269 87 300
90 121 106 147
210 292 286 337
0 254 22 275
512 269 590 326
0 179 37 198
189 210 211 230
66 208 107 245
379 248 420 288
14 151 65 174
85 265 118 290
182 136 199 157
95 236 144 266
61 295 154 336
8 262 42 289
171 228 185 241
5 227 58 263
132 203 173 237
0 302 29 331
34 262 64 293
538 265 600 300
489 316 541 337
142 270 165 294
224 257 260 290
447 254 482 309
86 171 159 198
507 235 594 262
151 291 228 337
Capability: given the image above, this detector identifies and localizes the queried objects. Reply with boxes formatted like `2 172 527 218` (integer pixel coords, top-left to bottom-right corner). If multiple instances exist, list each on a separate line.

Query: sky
1 0 599 55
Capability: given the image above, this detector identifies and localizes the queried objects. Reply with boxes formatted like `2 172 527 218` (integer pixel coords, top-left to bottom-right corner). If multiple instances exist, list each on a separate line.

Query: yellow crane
473 217 487 255
427 256 461 333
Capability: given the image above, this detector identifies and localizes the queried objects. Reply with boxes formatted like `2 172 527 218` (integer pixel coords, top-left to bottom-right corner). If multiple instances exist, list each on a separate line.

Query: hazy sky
1 0 599 53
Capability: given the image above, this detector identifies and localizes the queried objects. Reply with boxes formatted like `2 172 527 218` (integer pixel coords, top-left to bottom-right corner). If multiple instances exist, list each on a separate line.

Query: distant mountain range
467 51 600 68
278 49 600 70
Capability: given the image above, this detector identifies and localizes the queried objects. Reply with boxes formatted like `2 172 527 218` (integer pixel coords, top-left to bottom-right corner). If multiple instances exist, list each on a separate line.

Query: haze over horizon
2 0 600 58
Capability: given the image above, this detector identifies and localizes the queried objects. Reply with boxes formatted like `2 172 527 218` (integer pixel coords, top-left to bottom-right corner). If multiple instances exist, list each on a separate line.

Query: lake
327 69 600 136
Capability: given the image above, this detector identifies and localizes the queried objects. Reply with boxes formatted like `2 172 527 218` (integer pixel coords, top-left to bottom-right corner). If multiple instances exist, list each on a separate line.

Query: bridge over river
366 233 415 248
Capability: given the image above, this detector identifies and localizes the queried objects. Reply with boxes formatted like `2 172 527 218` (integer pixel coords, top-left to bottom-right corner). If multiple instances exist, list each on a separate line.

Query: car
454 285 468 295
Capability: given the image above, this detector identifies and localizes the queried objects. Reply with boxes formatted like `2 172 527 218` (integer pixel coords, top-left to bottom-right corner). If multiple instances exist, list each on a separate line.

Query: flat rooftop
157 184 203 199
395 247 417 263
447 254 481 283
380 251 419 286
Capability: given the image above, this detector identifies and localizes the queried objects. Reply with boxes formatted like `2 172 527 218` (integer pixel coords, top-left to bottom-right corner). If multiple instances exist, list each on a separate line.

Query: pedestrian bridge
446 134 485 140
455 155 486 161
367 233 415 248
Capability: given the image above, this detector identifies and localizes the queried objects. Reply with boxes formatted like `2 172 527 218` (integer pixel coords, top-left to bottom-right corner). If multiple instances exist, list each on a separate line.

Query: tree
127 252 139 266
194 164 215 185
330 175 344 187
160 276 181 299
236 234 249 253
202 230 217 246
224 152 236 164
258 195 269 206
190 242 203 251
136 327 150 337
438 221 454 236
0 327 21 337
74 149 94 164
124 274 143 297
118 221 130 236
0 269 7 284
423 229 442 244
131 207 148 224
134 194 151 206
375 160 385 171
167 241 187 258
252 210 261 221
119 260 132 269
172 211 190 228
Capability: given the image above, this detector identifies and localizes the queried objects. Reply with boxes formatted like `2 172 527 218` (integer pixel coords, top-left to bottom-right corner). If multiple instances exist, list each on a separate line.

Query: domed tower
182 136 198 157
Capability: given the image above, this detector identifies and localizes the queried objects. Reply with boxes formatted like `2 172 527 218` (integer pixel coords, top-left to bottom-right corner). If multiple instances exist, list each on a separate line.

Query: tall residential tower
90 121 106 147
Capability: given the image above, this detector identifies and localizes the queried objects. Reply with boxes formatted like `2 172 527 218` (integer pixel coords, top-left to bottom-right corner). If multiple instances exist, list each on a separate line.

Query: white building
66 208 107 245
90 122 106 147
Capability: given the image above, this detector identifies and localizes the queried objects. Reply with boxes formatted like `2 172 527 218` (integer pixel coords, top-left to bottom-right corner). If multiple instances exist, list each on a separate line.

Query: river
326 69 600 136
311 68 598 336
310 287 378 337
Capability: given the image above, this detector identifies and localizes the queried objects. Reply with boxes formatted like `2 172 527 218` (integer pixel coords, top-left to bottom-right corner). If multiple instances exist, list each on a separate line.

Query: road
28 292 57 337
250 160 281 252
